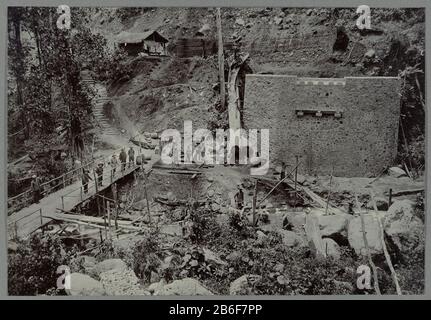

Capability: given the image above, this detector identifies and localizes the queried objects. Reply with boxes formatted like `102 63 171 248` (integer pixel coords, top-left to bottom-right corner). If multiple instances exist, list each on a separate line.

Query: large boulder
348 215 382 255
277 229 303 247
66 273 105 296
229 274 262 295
388 167 407 178
383 200 424 252
318 214 351 238
155 278 213 295
282 212 306 230
95 259 128 276
99 269 149 296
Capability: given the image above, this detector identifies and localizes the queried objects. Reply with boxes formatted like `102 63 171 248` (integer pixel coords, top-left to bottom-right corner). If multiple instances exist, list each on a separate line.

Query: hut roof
116 30 169 44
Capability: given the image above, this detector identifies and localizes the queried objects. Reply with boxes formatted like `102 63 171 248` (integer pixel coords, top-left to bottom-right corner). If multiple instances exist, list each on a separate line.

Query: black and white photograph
6 5 426 297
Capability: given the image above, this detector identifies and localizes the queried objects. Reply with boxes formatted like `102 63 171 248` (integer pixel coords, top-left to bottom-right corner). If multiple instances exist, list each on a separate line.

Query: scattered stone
150 271 160 284
366 197 389 211
211 203 220 212
99 269 149 296
156 278 213 295
321 238 341 260
274 17 283 25
364 49 376 58
256 230 268 243
348 215 382 255
147 279 166 294
203 248 227 266
388 167 407 178
277 229 303 247
384 200 424 252
295 174 307 184
230 274 262 295
274 263 284 273
95 259 128 276
66 273 105 296
235 18 245 26
170 207 185 221
226 250 241 262
306 9 313 16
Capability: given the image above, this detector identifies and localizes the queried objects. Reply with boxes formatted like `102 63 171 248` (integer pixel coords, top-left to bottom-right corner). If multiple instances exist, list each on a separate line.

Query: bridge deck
8 155 158 239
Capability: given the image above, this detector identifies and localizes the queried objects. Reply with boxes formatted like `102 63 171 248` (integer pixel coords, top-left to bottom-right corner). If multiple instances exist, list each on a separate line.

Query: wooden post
80 186 83 202
324 166 334 215
112 183 119 231
107 202 112 240
61 196 64 210
370 191 402 295
143 174 151 224
216 7 225 109
39 208 44 234
14 222 18 241
93 171 98 193
251 180 258 226
294 155 299 208
388 188 392 208
62 175 66 188
257 160 301 208
355 194 381 295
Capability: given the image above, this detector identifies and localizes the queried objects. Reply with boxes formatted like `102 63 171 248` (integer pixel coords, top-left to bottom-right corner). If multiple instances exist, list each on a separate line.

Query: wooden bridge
7 153 157 240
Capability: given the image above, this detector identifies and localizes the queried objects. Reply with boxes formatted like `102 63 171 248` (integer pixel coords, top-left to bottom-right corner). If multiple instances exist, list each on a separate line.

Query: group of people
81 147 138 195
27 147 140 205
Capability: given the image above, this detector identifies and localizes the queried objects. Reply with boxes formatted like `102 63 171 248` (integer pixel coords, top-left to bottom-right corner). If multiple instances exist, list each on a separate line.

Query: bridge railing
8 131 152 214
8 208 43 241
7 160 97 214
60 161 139 210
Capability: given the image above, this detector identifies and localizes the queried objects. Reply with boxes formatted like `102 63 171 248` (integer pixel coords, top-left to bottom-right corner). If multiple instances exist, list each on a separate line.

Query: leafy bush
8 234 77 295
397 134 425 175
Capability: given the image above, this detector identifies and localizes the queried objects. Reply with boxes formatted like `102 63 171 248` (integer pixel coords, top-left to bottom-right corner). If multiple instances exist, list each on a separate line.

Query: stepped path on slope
81 74 119 136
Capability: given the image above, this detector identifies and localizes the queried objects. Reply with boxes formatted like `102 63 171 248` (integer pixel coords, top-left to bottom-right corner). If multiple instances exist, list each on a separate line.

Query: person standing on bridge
82 169 92 194
119 148 127 171
128 147 135 167
31 174 42 204
95 163 104 187
110 154 118 177
234 184 244 210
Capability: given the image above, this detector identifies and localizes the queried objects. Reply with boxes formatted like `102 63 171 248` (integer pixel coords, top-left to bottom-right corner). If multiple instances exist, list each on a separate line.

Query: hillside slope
88 7 425 137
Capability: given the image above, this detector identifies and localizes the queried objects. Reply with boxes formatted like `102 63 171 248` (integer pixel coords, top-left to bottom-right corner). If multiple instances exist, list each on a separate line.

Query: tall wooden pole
216 8 225 109
251 180 258 226
370 191 402 295
143 173 151 224
355 194 381 295
111 183 119 232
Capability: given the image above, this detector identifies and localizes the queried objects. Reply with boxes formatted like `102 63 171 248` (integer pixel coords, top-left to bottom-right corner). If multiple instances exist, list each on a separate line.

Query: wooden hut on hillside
116 30 169 56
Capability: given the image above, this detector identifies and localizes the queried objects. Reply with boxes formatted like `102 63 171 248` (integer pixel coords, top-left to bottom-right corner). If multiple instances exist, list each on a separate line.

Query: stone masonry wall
243 74 401 177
